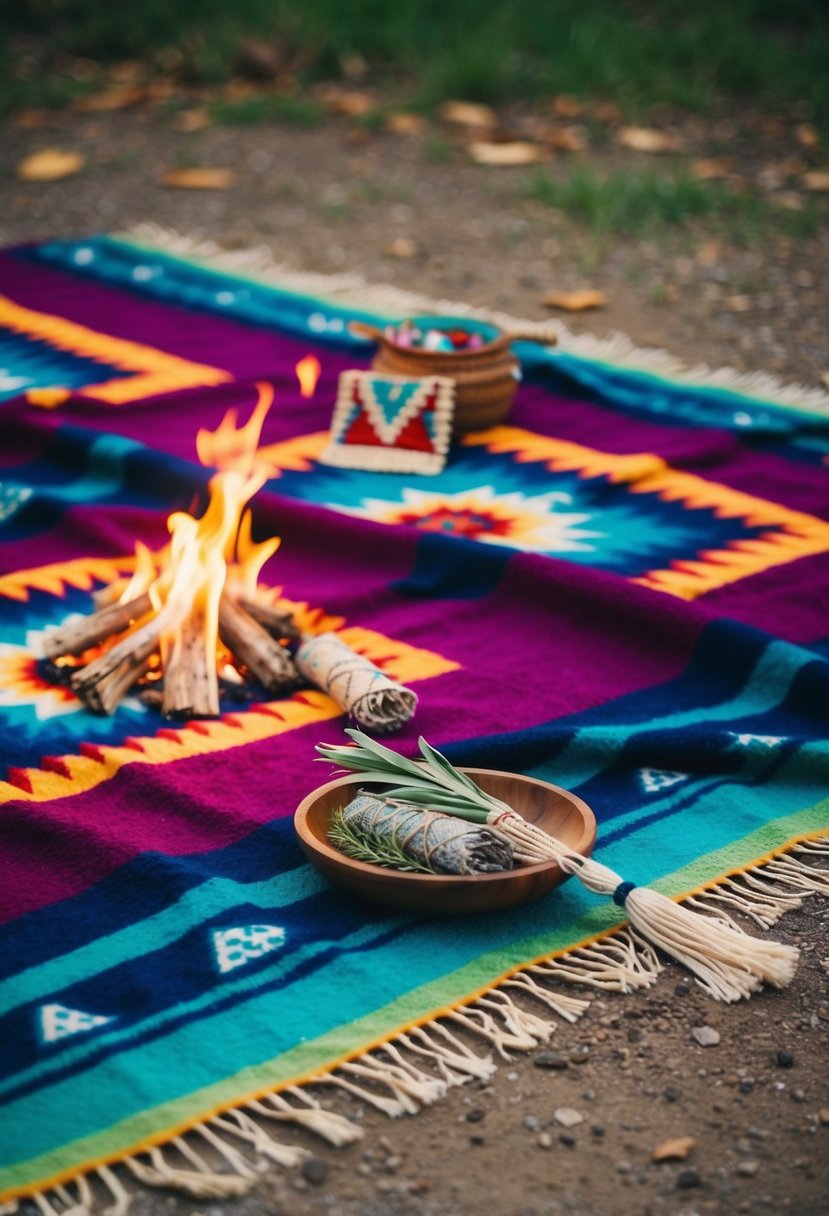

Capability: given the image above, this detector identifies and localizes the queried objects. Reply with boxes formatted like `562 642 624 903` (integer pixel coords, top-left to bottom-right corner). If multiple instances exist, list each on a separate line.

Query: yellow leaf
616 126 681 153
652 1137 696 1163
795 124 820 149
468 140 542 166
545 124 588 153
73 84 145 112
691 158 731 180
802 170 829 193
17 149 86 182
318 86 376 117
174 108 211 133
439 100 496 129
550 94 583 118
162 167 236 190
542 289 607 312
385 112 425 136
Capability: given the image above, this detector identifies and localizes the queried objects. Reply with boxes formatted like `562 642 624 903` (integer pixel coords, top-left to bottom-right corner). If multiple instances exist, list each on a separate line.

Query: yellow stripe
0 294 230 403
464 426 829 598
6 825 826 1204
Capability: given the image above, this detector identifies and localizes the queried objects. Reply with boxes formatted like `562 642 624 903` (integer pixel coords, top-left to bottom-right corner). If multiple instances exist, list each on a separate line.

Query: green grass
209 93 324 126
526 165 825 244
3 1 828 129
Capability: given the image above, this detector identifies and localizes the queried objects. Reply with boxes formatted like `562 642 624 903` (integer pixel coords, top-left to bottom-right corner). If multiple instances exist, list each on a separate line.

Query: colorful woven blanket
1 235 828 1206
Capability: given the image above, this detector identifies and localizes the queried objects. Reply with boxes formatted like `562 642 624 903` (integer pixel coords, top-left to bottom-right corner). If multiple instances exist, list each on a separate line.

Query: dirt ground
2 107 828 1216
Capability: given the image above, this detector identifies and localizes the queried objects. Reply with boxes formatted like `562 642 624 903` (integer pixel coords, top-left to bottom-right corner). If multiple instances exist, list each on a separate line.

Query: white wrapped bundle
295 632 417 733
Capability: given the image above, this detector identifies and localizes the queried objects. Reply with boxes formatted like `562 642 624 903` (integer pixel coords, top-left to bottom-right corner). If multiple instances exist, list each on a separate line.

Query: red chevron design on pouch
322 369 455 474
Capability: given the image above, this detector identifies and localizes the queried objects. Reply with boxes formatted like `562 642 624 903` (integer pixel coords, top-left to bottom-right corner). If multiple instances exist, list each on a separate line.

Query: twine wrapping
295 633 417 733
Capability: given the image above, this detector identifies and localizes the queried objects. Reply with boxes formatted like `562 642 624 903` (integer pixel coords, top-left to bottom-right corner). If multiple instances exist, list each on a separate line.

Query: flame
121 381 295 711
296 355 321 398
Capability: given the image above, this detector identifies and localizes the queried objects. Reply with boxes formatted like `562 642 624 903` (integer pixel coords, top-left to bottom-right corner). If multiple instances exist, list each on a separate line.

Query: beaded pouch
321 370 455 475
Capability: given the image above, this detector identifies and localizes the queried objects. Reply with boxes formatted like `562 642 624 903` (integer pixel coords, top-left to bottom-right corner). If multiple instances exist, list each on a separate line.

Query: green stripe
3 797 825 1197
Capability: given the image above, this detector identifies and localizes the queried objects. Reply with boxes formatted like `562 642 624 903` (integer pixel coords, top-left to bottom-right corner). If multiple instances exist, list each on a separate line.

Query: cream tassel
488 812 799 1002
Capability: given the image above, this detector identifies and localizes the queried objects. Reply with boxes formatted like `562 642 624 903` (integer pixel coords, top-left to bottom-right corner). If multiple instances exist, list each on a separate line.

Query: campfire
43 364 325 719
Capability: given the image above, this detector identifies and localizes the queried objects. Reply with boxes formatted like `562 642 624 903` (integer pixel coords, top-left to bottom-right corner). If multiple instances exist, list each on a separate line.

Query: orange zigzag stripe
465 426 829 599
0 294 230 403
0 549 459 806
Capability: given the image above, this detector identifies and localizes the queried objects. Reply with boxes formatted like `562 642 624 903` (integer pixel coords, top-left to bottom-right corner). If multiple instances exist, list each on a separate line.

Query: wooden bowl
294 769 596 914
350 318 526 434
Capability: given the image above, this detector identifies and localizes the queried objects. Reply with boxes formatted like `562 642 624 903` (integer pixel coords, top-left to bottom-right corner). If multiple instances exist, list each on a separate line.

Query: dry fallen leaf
795 123 820 150
17 148 86 182
652 1137 696 1163
616 125 681 153
592 100 622 123
774 191 804 211
174 108 211 133
725 294 753 313
468 140 542 166
802 170 829 193
542 289 607 312
385 112 426 136
439 99 496 129
12 109 56 129
162 167 236 190
73 84 145 112
545 124 588 153
383 236 418 260
318 86 376 117
691 158 731 180
696 240 722 266
551 94 583 118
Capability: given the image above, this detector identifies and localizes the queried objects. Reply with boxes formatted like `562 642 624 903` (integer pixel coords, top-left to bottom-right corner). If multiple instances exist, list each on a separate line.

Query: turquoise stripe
530 636 806 787
3 765 825 1165
0 907 413 1106
0 866 328 1015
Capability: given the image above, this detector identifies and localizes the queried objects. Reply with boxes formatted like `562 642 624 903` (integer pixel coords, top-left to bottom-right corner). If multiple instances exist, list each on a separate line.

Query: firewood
218 596 302 693
71 617 161 714
237 597 301 641
44 592 153 659
162 602 220 718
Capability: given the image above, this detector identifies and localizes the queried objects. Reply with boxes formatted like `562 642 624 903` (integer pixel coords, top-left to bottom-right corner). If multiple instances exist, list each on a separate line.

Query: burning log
162 601 220 718
237 598 301 642
218 596 301 694
43 592 153 660
70 616 161 713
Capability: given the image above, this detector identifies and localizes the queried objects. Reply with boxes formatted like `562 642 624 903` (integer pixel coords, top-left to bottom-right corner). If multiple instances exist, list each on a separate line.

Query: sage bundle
317 730 800 1003
295 633 416 733
332 792 514 874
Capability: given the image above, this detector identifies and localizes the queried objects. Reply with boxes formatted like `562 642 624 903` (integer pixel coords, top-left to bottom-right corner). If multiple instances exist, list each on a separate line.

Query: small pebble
791 1090 806 1104
534 1052 569 1070
537 1132 553 1149
664 1086 682 1102
652 1136 696 1162
777 1050 795 1068
615 1161 632 1175
523 1115 541 1132
570 1049 590 1065
302 1157 329 1186
819 1108 829 1125
736 1160 760 1177
469 1133 485 1146
591 1124 605 1138
554 1107 584 1128
676 1168 701 1189
465 1108 486 1123
675 982 691 996
559 1133 576 1147
739 1079 755 1094
692 1026 721 1047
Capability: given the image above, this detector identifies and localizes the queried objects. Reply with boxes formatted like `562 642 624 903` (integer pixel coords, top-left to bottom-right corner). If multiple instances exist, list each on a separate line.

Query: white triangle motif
213 924 286 974
639 768 689 794
40 1003 113 1044
732 733 783 748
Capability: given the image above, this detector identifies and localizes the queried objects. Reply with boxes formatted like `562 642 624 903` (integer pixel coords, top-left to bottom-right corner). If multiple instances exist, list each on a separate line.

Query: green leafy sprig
316 729 513 823
328 805 439 874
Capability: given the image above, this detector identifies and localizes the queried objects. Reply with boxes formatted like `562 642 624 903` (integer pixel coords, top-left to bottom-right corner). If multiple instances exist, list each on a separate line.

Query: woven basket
350 316 538 434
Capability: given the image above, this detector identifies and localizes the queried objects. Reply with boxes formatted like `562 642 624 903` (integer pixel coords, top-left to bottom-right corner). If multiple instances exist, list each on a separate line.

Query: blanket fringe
122 224 829 415
8 837 827 1215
